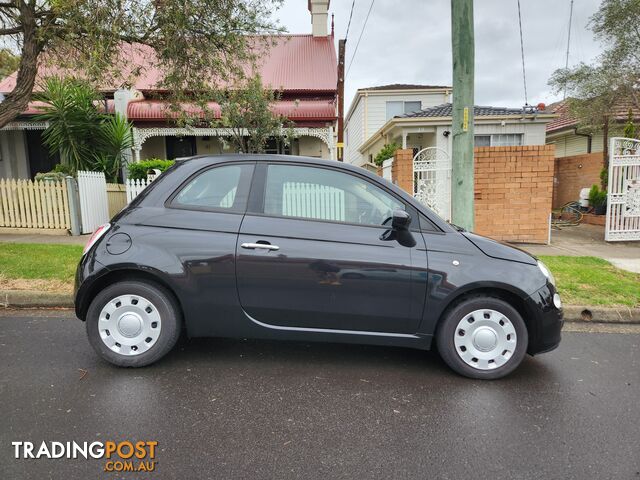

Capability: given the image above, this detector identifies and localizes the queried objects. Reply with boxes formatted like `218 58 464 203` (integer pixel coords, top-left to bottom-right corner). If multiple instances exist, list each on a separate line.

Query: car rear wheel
86 280 181 367
436 297 528 379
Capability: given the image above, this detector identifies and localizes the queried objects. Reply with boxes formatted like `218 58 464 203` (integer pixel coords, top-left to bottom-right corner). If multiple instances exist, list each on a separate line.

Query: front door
236 163 427 334
166 136 196 159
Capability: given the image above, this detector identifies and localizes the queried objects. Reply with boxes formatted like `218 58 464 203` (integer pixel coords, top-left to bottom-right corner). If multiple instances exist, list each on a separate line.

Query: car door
236 162 427 334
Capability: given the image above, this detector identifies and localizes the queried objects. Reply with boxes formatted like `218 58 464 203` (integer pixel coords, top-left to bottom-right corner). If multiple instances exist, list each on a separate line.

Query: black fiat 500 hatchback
75 155 563 379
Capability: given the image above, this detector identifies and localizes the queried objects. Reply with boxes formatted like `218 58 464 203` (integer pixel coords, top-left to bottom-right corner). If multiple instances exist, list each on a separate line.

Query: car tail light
83 223 111 255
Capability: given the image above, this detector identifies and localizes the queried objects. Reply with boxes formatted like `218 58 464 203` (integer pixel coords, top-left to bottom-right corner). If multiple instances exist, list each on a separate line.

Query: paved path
520 224 640 273
0 233 89 245
1 310 638 479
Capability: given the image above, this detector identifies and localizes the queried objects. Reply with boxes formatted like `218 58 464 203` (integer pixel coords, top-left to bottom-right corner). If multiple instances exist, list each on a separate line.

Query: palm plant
92 114 133 182
34 77 103 172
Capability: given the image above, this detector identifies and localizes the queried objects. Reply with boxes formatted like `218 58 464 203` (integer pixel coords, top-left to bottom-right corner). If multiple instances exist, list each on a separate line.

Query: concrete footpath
519 224 640 273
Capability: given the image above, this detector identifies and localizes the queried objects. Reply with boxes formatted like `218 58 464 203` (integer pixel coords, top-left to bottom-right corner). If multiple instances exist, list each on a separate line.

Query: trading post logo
12 440 158 473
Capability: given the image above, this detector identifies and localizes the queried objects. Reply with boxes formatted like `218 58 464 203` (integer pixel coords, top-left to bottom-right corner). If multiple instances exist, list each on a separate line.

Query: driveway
520 224 640 273
1 310 639 479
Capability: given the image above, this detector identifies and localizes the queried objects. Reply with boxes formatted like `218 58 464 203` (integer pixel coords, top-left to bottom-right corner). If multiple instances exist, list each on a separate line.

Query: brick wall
389 145 555 244
474 145 555 244
391 149 414 194
552 152 604 208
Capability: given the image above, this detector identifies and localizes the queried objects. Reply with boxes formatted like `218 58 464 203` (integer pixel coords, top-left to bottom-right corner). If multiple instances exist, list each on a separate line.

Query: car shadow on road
149 334 559 385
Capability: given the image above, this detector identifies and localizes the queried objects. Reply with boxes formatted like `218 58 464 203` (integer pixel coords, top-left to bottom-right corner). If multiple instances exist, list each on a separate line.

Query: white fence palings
77 171 109 234
126 178 151 203
0 178 71 230
605 138 640 242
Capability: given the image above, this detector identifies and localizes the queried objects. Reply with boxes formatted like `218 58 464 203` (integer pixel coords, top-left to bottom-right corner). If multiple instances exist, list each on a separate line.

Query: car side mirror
381 210 416 247
392 209 411 231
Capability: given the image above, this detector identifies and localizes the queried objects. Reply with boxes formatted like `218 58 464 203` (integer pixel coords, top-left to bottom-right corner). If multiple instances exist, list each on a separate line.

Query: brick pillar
391 149 414 194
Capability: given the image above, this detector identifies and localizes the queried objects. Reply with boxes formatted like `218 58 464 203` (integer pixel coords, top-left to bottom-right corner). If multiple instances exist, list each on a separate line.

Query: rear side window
171 164 252 212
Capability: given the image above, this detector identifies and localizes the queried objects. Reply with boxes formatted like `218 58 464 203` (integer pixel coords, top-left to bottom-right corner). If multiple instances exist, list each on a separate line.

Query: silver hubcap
454 309 517 370
98 295 161 356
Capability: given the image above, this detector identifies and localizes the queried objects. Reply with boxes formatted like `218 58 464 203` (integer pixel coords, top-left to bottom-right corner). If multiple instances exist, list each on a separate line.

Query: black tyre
86 280 181 367
436 297 528 380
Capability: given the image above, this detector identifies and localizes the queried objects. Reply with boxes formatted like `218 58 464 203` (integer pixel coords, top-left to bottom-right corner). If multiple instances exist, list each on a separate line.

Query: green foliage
0 0 284 129
588 184 607 208
0 48 19 79
127 159 175 180
548 0 640 131
217 75 294 153
34 77 132 181
373 143 400 166
34 171 66 182
34 77 102 172
623 108 637 139
600 167 608 189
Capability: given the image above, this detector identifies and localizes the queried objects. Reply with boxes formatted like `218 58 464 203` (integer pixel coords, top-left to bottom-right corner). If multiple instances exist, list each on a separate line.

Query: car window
264 164 404 226
172 164 250 211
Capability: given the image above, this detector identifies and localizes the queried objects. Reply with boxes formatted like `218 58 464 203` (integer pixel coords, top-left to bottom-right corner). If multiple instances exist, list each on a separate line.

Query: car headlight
537 260 556 287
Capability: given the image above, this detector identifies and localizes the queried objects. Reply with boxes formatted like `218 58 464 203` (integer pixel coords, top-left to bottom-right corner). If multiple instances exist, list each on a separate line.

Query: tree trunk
0 3 40 129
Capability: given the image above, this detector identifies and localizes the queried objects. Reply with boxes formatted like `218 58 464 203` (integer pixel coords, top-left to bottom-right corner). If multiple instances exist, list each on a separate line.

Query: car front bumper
525 283 564 355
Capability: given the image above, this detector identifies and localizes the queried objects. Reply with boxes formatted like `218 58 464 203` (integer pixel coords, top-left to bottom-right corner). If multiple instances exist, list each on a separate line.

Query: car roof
177 153 364 172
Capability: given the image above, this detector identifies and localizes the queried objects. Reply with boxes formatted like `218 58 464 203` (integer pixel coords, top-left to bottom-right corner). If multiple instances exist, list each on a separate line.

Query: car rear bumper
525 283 564 355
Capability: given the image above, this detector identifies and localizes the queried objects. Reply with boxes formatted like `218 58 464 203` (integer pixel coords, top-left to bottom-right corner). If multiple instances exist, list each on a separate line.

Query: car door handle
241 242 280 251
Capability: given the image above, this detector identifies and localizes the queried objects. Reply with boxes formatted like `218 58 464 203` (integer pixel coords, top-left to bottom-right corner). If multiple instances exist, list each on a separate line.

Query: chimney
308 0 330 37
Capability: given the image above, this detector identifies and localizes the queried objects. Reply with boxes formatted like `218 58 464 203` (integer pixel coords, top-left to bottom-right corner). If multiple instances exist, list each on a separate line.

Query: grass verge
0 243 83 293
540 256 640 308
0 244 637 307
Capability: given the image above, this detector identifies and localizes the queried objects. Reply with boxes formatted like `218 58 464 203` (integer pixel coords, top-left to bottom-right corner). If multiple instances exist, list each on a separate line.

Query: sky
276 0 605 110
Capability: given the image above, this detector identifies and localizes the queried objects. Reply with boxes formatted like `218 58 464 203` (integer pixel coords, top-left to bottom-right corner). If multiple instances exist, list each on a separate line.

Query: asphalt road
1 310 639 480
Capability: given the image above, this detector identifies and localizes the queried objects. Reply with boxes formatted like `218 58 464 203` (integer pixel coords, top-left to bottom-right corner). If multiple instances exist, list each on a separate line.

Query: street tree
0 0 283 128
218 75 294 154
548 0 640 162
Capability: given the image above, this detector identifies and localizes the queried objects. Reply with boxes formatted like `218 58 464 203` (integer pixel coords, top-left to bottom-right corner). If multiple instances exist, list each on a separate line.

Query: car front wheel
86 280 181 367
436 297 528 379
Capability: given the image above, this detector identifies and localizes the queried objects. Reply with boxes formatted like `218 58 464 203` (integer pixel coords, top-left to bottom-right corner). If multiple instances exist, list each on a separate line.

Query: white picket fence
0 178 71 230
282 182 345 221
77 171 109 234
126 178 152 203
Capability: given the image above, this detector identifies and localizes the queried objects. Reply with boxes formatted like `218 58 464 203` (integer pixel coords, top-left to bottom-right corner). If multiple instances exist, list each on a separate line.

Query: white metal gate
606 138 640 242
413 147 452 221
77 171 109 234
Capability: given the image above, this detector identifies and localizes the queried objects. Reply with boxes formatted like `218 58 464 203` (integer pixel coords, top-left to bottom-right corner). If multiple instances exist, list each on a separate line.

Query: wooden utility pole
451 0 475 230
337 38 346 161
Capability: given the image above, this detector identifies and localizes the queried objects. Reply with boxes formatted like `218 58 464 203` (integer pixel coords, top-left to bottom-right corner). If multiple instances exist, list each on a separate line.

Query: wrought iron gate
606 137 640 242
413 147 452 221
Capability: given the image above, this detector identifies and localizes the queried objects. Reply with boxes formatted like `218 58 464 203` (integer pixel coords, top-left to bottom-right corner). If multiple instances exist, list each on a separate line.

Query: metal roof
0 36 337 94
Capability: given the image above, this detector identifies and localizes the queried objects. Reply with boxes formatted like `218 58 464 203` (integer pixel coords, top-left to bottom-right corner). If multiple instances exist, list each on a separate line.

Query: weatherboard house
0 0 337 180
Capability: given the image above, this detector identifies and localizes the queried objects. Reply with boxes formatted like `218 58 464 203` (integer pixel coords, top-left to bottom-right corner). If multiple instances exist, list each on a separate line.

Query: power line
345 0 356 41
516 0 528 106
563 0 574 99
346 0 375 78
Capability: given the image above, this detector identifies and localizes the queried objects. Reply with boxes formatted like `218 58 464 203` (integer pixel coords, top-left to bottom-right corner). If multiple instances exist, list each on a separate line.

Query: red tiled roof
547 98 640 133
0 35 337 94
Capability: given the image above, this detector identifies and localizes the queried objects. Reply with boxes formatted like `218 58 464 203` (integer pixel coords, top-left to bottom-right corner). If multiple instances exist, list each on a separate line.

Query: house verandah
0 120 337 180
132 125 336 163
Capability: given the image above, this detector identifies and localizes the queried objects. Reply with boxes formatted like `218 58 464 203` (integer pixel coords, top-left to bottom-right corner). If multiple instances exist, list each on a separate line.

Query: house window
474 135 491 147
474 134 523 147
404 101 421 114
386 101 423 120
386 101 404 120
